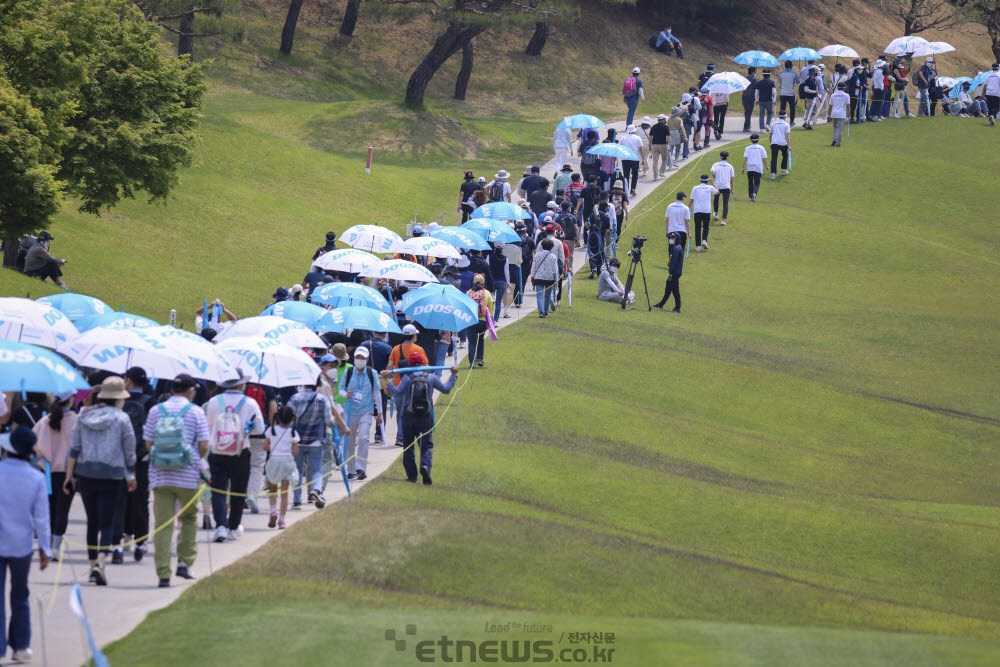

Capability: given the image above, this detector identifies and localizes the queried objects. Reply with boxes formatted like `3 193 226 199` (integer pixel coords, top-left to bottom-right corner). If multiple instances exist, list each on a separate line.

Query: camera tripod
621 246 651 311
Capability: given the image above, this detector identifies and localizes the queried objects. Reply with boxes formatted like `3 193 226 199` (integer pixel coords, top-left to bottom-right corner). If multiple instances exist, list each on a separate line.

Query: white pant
347 411 373 474
553 148 569 170
247 436 266 499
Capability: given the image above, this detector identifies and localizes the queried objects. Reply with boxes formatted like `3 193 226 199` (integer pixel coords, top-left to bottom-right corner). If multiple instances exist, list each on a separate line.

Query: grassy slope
105 121 1000 665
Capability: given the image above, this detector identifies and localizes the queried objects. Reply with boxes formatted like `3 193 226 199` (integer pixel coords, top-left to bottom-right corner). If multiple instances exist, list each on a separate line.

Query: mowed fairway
101 121 1000 665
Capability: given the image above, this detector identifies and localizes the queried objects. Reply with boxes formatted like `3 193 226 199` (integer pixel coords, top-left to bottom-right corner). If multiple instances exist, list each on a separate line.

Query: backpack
489 180 506 202
210 396 249 456
623 76 638 97
150 403 193 470
406 374 433 416
121 395 152 458
580 149 598 167
245 385 268 423
558 213 577 238
798 81 814 99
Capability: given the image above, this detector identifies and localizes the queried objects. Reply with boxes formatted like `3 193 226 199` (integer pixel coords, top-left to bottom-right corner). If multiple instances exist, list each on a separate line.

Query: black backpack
406 374 432 416
489 180 506 202
122 394 152 458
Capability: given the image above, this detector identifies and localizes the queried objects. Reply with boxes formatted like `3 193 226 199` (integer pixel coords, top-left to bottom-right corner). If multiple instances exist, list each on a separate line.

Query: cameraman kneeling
23 231 68 289
598 259 632 305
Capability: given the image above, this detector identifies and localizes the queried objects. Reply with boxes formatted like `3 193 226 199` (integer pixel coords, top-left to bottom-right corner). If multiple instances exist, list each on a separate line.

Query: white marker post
365 146 373 174
169 309 177 328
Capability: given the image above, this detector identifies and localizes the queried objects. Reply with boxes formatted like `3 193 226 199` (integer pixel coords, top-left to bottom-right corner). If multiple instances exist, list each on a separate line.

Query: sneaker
313 491 327 508
355 471 367 481
373 434 383 444
770 173 776 180
781 170 789 176
12 649 33 662
89 568 98 584
419 465 432 486
702 240 708 249
201 515 213 530
670 308 681 313
158 578 170 588
831 142 837 147
247 496 259 514
394 439 404 448
720 220 727 226
134 543 148 562
175 563 195 579
227 525 244 540
750 194 757 202
268 512 278 528
907 113 916 117
278 519 287 529
652 303 664 310
213 526 227 543
92 565 107 586
695 246 701 252
291 501 302 510
629 190 636 196
111 548 124 565
712 213 719 220
347 472 357 480
991 117 996 126
476 361 485 367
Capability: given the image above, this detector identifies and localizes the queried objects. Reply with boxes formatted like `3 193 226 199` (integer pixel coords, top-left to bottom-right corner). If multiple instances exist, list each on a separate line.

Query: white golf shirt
769 120 790 146
985 71 1000 96
690 183 719 214
743 144 768 173
665 201 691 235
711 161 736 189
619 133 644 161
829 90 851 119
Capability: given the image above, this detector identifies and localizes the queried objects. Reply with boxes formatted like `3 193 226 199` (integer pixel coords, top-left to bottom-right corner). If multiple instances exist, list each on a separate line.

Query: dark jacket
467 256 495 292
668 242 684 277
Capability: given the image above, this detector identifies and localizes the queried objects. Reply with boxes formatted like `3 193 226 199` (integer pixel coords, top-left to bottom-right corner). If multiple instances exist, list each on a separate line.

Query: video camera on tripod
627 236 647 260
621 236 651 311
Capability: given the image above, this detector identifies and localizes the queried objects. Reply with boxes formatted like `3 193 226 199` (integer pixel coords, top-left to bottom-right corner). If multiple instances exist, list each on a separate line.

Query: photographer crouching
598 258 633 305
23 231 69 290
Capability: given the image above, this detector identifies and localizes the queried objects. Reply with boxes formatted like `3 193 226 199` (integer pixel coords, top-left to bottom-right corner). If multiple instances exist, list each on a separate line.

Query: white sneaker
227 525 244 541
907 113 915 117
781 170 789 176
695 246 702 252
712 213 719 220
702 240 708 249
12 648 33 661
720 220 727 226
213 526 227 543
770 173 776 180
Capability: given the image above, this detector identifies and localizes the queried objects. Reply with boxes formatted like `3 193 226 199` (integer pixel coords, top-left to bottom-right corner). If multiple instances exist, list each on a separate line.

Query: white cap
402 324 418 336
427 222 439 231
657 113 666 120
457 255 470 268
681 93 691 103
632 67 640 74
818 63 825 69
546 201 558 209
926 56 934 62
875 59 884 68
626 124 636 133
353 346 369 359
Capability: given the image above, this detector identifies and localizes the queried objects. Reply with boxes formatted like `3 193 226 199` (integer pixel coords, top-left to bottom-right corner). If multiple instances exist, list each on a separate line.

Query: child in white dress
264 406 299 529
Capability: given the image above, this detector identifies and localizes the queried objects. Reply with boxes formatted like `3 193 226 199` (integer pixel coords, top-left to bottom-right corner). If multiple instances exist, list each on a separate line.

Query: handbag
502 283 514 306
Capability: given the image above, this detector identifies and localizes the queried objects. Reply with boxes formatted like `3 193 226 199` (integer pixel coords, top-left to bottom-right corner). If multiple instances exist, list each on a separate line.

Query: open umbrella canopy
947 76 975 98
556 114 605 130
469 202 533 221
428 226 491 251
0 339 90 394
58 327 201 380
215 337 319 388
733 50 780 67
335 306 402 334
75 311 159 332
260 300 345 333
401 283 480 332
586 143 639 161
462 219 520 243
141 326 237 383
338 224 404 254
700 72 752 93
885 36 928 56
817 44 859 59
401 236 462 260
359 259 438 283
911 41 955 58
311 248 380 273
36 293 111 322
309 283 393 314
0 297 79 348
214 315 327 347
778 46 821 61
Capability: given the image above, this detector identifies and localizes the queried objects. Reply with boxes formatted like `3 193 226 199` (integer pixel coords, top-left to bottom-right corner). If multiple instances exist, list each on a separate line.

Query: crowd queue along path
27 110 762 667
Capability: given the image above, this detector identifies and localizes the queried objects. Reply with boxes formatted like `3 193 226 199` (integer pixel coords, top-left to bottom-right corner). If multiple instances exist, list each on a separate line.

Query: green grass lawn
102 120 1000 665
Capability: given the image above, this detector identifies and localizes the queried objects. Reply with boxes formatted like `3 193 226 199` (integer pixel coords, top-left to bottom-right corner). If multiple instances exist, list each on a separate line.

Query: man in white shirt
710 151 736 225
985 62 1000 126
768 111 791 179
689 175 718 251
637 116 653 175
741 135 768 202
553 127 573 172
618 125 645 196
711 90 729 139
195 299 236 337
827 82 851 147
665 192 691 251
486 170 512 203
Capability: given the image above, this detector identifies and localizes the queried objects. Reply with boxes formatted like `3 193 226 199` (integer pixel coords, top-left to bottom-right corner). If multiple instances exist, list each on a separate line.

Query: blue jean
918 87 929 115
394 394 405 442
857 88 868 121
682 120 693 158
401 412 435 481
435 341 450 377
535 280 554 315
759 100 773 129
493 279 506 320
671 142 682 162
0 553 32 654
624 96 638 126
293 443 324 502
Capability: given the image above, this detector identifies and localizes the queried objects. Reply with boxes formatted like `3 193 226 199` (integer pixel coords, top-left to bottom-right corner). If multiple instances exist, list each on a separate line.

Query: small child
263 406 300 529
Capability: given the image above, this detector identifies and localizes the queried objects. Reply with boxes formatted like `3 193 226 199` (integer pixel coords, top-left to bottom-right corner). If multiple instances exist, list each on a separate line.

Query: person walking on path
458 171 481 222
529 238 560 318
698 63 715 89
553 127 573 176
649 114 671 178
486 170 512 203
619 125 644 196
828 82 851 147
985 62 1000 126
668 107 686 165
777 61 799 126
711 151 736 225
801 67 821 129
263 407 298 530
143 374 209 588
358 332 393 443
338 346 383 481
742 67 758 132
755 70 776 131
387 325 429 441
0 427 51 664
121 367 152 561
711 88 729 140
32 393 77 558
382 359 458 486
742 135 767 202
637 117 653 176
663 191 691 254
287 381 334 509
623 67 645 127
769 112 791 179
690 175 718 252
65 376 136 587
654 228 685 312
465 277 493 365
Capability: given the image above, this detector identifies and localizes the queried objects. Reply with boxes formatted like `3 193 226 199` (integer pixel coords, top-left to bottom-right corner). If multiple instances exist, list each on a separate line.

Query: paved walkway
21 108 792 667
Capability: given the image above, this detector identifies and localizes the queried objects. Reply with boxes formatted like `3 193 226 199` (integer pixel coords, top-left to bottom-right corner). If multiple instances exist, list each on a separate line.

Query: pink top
33 411 79 473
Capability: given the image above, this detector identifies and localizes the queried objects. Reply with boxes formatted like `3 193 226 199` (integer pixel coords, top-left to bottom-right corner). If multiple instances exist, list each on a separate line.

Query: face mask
354 359 367 370
609 267 618 274
325 368 337 379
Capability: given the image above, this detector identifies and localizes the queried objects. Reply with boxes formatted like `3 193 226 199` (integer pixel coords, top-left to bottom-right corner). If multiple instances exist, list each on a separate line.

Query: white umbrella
700 72 752 93
312 248 380 273
885 36 928 56
911 41 955 58
58 327 198 380
214 316 326 348
215 337 319 388
360 259 438 283
339 225 404 254
817 44 860 59
142 326 237 383
400 237 462 259
0 297 79 348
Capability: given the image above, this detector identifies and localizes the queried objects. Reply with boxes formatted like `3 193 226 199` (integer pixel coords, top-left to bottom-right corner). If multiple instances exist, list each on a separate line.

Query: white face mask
609 267 618 274
354 359 367 370
325 368 337 379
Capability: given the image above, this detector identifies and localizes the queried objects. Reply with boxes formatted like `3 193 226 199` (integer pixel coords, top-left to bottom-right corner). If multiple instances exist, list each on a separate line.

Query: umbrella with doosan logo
309 282 394 314
214 315 326 347
36 292 111 322
401 283 480 331
334 306 402 334
215 337 320 388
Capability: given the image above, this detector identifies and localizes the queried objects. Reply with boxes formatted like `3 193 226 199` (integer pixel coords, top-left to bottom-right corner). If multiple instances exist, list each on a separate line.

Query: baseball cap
402 323 419 336
407 352 424 367
707 63 715 69
412 224 424 234
38 231 54 241
546 201 557 209
124 366 148 386
1 426 36 457
926 56 934 62
632 67 640 74
171 374 198 392
353 347 369 359
319 354 337 364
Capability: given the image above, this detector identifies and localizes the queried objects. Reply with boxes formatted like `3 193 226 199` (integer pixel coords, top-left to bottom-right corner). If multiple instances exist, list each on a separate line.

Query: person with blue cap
271 286 290 305
0 426 51 664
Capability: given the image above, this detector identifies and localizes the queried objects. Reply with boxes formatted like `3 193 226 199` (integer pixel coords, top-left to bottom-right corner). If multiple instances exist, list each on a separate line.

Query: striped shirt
143 396 209 489
287 389 333 444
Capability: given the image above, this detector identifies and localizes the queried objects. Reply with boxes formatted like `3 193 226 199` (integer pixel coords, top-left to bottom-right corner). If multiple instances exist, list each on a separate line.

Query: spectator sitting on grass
598 258 632 305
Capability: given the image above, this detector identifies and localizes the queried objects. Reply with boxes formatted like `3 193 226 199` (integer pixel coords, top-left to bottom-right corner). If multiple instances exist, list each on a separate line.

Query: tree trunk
990 27 1000 63
177 12 194 58
454 39 473 100
904 17 914 35
405 22 484 106
525 22 548 56
280 0 305 55
340 0 360 37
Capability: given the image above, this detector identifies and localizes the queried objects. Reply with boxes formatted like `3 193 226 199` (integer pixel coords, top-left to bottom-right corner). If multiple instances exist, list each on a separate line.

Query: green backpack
150 403 193 470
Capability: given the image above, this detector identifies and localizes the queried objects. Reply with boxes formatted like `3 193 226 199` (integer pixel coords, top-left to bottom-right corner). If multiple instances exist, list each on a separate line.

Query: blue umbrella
969 71 989 92
948 76 975 99
335 306 402 334
75 311 159 332
778 47 821 62
462 220 520 243
36 293 112 322
260 301 345 333
734 50 780 67
310 283 393 314
428 226 491 251
0 339 90 393
586 143 639 161
556 114 606 130
401 284 480 332
469 202 532 221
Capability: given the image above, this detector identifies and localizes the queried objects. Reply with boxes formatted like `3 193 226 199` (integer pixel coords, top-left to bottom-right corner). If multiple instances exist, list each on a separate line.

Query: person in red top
386 324 428 446
699 92 713 148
